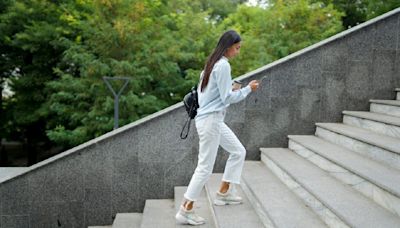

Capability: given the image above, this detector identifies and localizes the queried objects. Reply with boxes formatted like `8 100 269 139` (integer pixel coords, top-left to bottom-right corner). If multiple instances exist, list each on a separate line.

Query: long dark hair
200 30 241 92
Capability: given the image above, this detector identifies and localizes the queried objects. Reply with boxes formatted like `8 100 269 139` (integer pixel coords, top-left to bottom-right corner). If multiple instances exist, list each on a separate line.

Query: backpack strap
180 116 192 139
180 96 197 139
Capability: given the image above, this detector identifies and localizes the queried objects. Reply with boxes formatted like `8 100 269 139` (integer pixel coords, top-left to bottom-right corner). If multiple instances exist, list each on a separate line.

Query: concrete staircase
94 88 400 227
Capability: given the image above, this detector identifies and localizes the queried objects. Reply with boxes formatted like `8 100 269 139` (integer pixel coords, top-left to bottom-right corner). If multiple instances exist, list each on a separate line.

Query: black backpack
180 86 199 139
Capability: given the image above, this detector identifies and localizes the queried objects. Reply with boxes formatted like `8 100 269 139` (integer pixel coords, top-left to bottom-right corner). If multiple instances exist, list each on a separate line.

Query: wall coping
1 7 399 184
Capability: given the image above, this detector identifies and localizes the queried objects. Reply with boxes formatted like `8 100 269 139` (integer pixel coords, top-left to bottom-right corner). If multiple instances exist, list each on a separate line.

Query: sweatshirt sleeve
216 61 252 105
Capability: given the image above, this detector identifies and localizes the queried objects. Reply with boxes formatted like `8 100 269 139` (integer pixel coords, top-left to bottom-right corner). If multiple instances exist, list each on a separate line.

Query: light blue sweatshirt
195 56 252 121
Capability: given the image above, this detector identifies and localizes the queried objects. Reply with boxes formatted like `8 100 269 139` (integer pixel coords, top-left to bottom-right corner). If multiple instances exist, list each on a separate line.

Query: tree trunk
26 136 38 166
0 141 7 166
0 83 7 166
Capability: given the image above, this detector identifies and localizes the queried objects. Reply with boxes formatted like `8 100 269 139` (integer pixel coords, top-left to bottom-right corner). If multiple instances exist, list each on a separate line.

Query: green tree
0 0 92 164
365 0 400 20
0 0 14 165
220 0 343 76
3 0 394 165
43 0 192 146
309 0 400 28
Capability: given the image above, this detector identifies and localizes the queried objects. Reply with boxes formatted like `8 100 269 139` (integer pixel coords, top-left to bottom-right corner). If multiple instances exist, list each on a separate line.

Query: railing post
103 76 130 129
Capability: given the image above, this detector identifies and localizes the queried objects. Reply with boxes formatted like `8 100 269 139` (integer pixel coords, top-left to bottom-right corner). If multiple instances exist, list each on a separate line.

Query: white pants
184 110 246 202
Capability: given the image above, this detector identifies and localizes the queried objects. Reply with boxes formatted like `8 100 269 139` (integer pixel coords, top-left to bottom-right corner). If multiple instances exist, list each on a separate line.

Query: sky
246 0 269 8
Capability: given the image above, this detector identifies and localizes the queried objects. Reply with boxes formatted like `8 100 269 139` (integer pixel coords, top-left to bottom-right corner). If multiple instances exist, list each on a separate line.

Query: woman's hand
248 80 260 92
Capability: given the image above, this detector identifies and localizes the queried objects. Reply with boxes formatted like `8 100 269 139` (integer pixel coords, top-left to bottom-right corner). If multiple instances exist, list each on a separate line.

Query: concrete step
112 213 142 228
396 88 400 100
288 135 400 216
370 99 400 118
174 186 216 227
261 148 400 228
140 199 175 228
261 148 349 228
342 111 400 138
315 122 400 170
205 173 265 228
241 161 326 228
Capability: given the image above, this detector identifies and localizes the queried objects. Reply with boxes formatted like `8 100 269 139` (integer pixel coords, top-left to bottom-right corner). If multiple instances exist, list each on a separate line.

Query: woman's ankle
219 181 230 194
182 200 194 211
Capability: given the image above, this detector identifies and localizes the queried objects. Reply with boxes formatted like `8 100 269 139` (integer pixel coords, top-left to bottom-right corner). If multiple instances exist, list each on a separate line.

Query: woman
176 30 259 225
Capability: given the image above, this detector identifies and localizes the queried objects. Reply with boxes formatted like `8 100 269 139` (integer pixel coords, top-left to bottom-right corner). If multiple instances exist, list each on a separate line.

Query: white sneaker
214 184 243 206
175 205 206 225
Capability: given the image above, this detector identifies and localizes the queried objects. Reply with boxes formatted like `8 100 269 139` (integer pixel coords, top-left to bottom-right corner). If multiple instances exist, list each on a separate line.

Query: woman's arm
216 62 252 105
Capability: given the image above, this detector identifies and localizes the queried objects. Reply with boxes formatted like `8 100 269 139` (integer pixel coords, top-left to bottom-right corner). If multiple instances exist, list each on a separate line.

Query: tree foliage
1 0 396 164
0 0 93 164
221 0 343 76
310 0 400 28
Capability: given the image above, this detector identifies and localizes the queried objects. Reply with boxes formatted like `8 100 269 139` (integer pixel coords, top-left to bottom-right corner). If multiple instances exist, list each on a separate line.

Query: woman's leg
219 122 246 188
176 114 222 225
183 116 221 204
219 181 230 193
211 122 245 206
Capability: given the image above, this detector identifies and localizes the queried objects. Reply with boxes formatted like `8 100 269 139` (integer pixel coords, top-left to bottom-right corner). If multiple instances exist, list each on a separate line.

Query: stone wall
1 8 399 228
